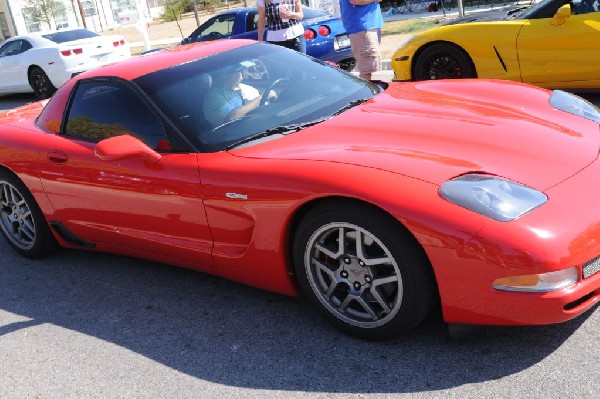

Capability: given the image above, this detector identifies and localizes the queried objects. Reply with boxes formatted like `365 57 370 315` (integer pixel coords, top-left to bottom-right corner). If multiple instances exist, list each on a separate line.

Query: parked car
391 0 600 90
181 6 355 70
1 40 599 339
0 28 131 99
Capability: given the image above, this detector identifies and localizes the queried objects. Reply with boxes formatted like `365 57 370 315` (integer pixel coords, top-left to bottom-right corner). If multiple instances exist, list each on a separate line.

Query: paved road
1 87 599 398
0 238 598 398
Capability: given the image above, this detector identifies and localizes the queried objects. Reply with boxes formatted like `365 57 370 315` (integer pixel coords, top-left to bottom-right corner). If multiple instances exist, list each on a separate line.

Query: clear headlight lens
549 90 600 123
493 267 578 292
439 174 547 222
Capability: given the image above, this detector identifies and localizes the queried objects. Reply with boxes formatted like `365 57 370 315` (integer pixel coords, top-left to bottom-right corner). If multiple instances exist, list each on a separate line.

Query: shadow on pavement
0 241 595 394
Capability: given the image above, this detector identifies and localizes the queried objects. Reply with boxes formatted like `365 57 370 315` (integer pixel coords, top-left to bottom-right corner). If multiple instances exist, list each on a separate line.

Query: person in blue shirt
203 63 277 128
339 0 384 80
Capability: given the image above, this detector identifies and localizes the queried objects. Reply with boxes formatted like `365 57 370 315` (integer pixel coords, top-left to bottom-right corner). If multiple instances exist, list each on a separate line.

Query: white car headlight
550 90 600 123
439 174 547 222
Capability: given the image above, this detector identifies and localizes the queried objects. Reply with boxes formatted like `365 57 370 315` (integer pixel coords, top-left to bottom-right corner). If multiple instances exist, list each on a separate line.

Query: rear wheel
0 171 57 258
29 66 57 99
414 43 475 81
293 202 437 339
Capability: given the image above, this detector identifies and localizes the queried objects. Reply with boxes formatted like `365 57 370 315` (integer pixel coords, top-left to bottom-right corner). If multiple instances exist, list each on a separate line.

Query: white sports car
0 28 131 99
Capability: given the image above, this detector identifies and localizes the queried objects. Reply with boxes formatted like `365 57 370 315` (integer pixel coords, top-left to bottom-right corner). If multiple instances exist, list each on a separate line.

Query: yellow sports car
392 0 600 89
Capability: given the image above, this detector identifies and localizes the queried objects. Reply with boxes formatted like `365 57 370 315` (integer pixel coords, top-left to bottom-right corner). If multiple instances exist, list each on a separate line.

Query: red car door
38 80 215 269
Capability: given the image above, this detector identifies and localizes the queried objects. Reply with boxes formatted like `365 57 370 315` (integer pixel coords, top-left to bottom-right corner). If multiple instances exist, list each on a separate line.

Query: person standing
339 0 384 80
257 0 306 53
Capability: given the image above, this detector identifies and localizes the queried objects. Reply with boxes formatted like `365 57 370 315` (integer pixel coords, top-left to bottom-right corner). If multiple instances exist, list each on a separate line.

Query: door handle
48 150 68 164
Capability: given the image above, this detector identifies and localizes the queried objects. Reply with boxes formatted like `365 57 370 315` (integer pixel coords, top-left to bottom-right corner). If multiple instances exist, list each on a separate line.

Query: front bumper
427 156 600 326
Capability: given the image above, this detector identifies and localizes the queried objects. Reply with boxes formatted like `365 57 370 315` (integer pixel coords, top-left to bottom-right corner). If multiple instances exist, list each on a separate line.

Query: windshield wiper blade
332 98 369 116
226 119 327 150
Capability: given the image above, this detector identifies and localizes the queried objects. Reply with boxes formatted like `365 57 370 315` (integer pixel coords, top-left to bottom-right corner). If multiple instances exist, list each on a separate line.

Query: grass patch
381 18 440 37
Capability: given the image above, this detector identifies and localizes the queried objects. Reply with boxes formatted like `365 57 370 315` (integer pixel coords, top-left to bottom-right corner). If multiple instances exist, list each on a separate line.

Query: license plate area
334 34 351 50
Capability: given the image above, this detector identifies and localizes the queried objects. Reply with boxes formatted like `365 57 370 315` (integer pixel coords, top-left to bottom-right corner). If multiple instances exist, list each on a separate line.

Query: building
0 0 164 41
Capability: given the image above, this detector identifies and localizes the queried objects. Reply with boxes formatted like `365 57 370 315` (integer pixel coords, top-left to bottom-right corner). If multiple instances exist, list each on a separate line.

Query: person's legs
349 29 382 80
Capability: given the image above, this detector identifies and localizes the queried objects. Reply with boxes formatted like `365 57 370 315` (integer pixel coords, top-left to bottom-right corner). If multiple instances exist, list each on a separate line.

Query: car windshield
511 0 570 20
42 29 100 43
134 43 381 152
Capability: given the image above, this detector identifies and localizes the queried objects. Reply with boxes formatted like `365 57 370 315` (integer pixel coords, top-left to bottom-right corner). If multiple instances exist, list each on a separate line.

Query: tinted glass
134 43 381 152
0 39 31 56
64 80 168 150
191 14 236 41
42 29 99 43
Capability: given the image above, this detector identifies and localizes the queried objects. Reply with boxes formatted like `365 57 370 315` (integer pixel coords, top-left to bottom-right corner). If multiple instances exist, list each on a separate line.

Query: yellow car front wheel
414 43 476 81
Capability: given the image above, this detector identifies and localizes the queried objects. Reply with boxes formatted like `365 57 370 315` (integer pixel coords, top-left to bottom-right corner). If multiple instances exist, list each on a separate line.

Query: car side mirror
552 4 572 25
181 37 191 45
95 134 161 164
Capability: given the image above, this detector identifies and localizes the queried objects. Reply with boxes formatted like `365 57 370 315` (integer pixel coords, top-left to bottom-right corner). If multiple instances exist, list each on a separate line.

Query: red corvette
1 40 599 339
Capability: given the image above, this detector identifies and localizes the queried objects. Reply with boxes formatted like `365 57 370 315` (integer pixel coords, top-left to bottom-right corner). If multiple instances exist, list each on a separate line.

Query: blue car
181 7 355 70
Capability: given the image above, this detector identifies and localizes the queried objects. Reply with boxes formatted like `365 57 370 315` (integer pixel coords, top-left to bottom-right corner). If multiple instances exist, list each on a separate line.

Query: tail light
61 48 83 56
113 39 126 47
304 29 316 41
318 25 331 37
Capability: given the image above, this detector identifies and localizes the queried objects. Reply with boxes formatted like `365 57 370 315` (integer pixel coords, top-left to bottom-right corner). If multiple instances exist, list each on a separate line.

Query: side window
0 40 22 57
246 11 258 32
193 14 236 41
64 81 168 150
571 0 597 13
20 40 33 52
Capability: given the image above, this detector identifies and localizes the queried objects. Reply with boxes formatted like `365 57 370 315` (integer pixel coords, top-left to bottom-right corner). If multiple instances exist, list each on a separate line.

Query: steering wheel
201 32 224 41
260 78 291 106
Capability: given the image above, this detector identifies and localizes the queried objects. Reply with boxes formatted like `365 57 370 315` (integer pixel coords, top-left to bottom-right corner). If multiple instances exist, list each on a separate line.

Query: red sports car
1 40 599 339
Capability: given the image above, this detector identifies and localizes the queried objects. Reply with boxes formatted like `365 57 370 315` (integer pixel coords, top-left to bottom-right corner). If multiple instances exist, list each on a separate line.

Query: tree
162 0 191 36
26 0 67 30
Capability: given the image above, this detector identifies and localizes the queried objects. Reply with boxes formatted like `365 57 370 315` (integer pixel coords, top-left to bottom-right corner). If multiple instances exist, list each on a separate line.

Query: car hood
232 80 600 190
443 6 529 25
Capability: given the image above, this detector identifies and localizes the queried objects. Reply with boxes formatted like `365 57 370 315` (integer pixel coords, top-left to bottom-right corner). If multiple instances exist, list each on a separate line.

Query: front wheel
414 44 475 81
29 66 57 99
0 171 57 258
293 202 437 339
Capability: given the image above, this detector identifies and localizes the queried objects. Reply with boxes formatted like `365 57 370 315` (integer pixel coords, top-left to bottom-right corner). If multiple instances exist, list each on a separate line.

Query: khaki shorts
349 29 382 74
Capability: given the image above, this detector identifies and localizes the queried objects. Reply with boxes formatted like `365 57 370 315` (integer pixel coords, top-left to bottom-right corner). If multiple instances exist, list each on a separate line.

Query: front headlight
439 174 547 222
549 90 600 123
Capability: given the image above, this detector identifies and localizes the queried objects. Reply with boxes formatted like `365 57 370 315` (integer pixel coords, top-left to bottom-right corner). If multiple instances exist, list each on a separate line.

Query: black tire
414 43 475 81
0 170 58 258
293 201 437 339
29 66 57 100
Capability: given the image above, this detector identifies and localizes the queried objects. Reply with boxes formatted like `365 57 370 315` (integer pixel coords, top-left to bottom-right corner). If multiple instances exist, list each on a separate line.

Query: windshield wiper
226 119 327 149
331 98 369 117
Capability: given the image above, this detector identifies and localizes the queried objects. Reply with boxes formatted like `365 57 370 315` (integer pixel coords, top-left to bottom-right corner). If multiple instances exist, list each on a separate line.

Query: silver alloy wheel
0 180 36 250
304 222 403 328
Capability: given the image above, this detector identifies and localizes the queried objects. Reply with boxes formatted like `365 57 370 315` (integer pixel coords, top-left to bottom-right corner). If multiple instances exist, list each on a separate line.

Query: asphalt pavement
0 238 598 398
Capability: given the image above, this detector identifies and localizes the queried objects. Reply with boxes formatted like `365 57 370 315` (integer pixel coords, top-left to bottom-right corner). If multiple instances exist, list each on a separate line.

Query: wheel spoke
9 186 20 204
369 287 392 315
353 296 378 320
1 184 9 206
18 224 34 242
312 258 339 299
372 275 399 287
